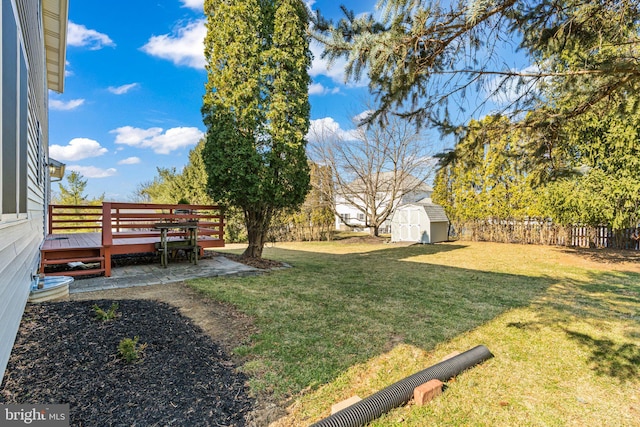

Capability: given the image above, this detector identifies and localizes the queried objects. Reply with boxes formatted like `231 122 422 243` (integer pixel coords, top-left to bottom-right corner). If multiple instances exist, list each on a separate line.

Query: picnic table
154 221 199 267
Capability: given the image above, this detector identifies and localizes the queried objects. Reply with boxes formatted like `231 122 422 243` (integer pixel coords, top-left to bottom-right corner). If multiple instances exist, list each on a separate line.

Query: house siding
0 0 50 381
334 181 433 234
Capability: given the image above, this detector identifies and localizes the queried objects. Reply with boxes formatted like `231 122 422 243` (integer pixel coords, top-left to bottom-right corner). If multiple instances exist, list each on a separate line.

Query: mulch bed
216 252 283 270
0 299 253 426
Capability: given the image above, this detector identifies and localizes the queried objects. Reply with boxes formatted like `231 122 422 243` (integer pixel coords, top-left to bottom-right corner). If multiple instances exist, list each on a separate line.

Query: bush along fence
451 220 640 250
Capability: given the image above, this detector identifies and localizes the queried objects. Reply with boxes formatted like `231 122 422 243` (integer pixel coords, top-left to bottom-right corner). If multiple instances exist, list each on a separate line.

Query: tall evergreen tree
543 95 640 231
202 0 311 258
313 1 640 130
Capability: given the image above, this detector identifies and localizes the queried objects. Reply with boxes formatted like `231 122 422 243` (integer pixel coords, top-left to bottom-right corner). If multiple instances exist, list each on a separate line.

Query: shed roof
422 203 449 222
397 202 448 222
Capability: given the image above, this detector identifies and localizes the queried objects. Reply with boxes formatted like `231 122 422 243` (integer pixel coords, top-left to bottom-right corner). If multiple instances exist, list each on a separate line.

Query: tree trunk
243 208 270 259
370 224 379 237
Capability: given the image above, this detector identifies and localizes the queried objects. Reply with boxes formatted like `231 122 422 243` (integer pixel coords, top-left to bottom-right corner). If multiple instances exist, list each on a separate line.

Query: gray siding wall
0 0 49 381
0 221 42 380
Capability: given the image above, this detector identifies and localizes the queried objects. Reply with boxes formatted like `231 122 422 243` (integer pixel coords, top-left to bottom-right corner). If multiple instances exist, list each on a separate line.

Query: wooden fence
452 220 639 250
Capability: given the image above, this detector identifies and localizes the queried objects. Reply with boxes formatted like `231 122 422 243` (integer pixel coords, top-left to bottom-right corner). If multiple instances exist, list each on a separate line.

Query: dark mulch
0 299 253 426
215 252 284 270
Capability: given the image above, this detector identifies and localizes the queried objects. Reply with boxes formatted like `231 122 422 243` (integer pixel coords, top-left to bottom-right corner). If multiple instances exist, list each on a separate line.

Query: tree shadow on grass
508 268 640 383
563 329 640 383
203 243 640 395
198 244 555 396
559 247 640 267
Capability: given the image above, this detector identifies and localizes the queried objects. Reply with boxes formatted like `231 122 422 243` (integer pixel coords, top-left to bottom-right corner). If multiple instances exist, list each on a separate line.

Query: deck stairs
41 245 106 277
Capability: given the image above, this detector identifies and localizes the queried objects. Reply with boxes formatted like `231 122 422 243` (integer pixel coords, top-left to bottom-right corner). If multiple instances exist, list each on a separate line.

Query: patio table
154 221 199 267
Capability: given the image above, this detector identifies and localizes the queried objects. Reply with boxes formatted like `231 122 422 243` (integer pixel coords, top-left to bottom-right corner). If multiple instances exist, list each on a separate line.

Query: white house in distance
0 0 68 381
334 172 433 234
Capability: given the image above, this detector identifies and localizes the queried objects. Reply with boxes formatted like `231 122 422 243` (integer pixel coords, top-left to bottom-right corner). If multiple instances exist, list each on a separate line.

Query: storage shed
391 202 449 244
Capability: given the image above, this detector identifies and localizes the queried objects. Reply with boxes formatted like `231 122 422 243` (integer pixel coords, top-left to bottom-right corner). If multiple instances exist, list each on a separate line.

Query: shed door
407 208 422 242
396 209 409 241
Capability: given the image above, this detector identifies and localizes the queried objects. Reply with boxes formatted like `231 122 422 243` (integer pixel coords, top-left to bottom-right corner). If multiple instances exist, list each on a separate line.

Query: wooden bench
154 240 200 266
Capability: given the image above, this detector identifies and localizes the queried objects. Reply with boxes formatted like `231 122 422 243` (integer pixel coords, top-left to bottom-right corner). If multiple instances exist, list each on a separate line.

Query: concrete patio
70 253 260 294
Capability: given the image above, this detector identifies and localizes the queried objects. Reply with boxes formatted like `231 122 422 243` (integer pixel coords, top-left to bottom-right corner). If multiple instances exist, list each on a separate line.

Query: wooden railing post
102 202 112 246
48 204 54 234
102 202 112 277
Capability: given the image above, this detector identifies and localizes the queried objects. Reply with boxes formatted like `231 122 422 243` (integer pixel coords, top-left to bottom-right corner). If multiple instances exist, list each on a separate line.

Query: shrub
117 336 147 363
92 303 119 321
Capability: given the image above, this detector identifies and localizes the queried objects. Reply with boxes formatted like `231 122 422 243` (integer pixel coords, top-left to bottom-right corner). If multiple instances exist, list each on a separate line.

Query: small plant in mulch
92 302 119 321
117 336 147 363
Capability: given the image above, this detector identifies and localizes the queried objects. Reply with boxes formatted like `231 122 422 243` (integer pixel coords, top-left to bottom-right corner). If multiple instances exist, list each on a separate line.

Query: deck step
42 256 105 265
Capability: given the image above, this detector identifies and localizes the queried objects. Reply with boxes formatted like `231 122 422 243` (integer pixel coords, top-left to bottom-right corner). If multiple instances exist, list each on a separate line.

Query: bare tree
309 113 434 236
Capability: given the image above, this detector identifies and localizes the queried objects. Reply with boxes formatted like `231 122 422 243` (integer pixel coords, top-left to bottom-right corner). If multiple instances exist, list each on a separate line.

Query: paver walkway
70 255 260 294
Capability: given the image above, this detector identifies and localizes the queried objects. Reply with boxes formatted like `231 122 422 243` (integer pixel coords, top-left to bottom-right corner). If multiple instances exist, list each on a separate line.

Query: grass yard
189 241 640 426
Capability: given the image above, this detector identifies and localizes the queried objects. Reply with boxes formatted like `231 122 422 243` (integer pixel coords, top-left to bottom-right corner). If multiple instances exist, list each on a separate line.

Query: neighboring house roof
344 172 433 194
42 0 69 93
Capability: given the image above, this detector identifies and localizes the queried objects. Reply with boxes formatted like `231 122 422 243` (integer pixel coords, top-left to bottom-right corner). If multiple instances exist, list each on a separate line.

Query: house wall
0 0 50 381
335 187 432 233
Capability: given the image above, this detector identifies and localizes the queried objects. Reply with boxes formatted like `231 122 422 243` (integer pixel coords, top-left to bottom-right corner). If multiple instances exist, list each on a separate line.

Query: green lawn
190 241 640 426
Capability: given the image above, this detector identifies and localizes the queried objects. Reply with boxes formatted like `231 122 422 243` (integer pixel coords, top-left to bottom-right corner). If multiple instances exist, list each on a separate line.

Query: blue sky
50 0 527 200
49 0 383 200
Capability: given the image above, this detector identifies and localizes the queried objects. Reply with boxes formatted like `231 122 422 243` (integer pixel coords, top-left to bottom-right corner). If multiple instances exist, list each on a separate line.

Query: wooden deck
41 203 224 277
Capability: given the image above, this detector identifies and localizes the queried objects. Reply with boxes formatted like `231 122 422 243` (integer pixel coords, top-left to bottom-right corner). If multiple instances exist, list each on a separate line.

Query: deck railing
101 202 224 246
48 202 224 246
45 203 224 277
48 204 103 233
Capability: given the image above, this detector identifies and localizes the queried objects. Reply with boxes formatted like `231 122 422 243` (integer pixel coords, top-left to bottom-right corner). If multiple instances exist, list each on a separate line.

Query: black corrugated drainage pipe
310 345 494 427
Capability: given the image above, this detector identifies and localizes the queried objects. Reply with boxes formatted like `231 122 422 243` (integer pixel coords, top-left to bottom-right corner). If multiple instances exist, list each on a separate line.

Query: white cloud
108 83 139 95
180 0 203 10
141 16 363 86
64 60 73 77
352 109 374 123
67 165 117 178
309 82 340 96
309 40 369 88
49 98 85 111
309 40 346 83
141 20 206 69
486 65 542 106
111 126 203 154
307 117 359 142
67 22 115 50
49 138 108 161
117 157 141 165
